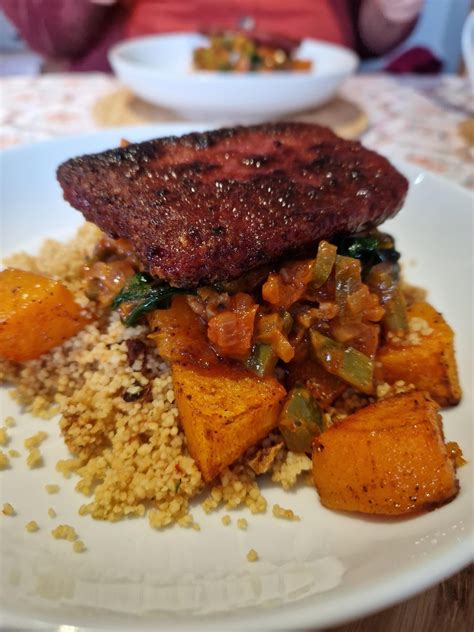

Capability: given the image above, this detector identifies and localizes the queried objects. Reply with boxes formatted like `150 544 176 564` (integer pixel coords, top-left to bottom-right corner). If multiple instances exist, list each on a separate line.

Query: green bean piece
383 288 409 333
246 343 278 377
312 241 337 288
367 263 408 334
309 329 374 394
279 386 324 453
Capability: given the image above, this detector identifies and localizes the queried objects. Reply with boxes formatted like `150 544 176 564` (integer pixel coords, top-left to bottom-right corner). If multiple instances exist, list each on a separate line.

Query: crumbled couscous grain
2 502 15 516
56 458 82 479
73 540 86 553
221 515 231 526
0 451 10 469
410 317 433 336
237 518 248 530
272 504 301 521
51 524 77 541
26 447 43 469
8 449 20 458
48 507 57 518
388 316 433 346
45 484 60 494
0 427 9 446
246 548 259 562
25 520 39 532
376 382 391 398
271 451 312 491
24 431 48 450
4 417 15 428
202 465 267 514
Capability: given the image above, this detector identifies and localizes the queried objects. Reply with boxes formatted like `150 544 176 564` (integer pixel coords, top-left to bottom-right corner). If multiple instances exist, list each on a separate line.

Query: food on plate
312 391 459 515
0 268 86 362
57 123 408 288
172 360 286 482
378 301 461 406
0 123 464 532
193 29 312 72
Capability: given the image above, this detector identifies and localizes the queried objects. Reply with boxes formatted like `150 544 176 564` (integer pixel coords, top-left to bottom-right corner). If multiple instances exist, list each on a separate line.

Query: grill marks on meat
57 123 408 288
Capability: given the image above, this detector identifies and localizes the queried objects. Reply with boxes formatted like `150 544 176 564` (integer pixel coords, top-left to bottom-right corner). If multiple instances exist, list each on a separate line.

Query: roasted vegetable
112 272 189 326
309 329 374 394
254 311 294 362
312 240 337 288
279 386 324 453
286 357 347 408
367 262 408 334
334 255 362 324
148 295 218 368
0 268 86 362
312 391 459 515
246 343 277 377
207 293 258 360
172 362 286 481
262 259 313 308
83 260 135 305
378 301 461 406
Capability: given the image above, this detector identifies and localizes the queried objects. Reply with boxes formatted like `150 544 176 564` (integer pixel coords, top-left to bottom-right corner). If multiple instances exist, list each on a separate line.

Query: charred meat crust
57 122 408 288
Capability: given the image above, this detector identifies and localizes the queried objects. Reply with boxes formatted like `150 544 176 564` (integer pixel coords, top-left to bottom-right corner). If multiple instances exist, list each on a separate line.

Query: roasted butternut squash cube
312 391 459 515
0 268 86 362
378 301 461 406
172 362 286 481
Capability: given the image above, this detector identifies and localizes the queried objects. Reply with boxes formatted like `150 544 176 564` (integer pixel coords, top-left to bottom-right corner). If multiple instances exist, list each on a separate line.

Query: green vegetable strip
278 386 324 453
335 255 362 322
112 272 189 327
312 241 337 288
367 264 408 334
383 289 408 333
246 343 277 377
309 329 374 394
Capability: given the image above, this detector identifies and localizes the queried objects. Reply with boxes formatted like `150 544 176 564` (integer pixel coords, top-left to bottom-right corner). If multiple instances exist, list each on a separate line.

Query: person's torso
126 0 355 49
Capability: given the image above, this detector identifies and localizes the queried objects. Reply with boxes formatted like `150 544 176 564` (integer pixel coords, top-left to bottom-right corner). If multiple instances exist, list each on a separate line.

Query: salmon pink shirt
126 0 355 49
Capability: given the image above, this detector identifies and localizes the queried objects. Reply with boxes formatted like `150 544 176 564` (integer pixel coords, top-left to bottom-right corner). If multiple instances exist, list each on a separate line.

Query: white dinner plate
0 124 473 631
109 34 358 122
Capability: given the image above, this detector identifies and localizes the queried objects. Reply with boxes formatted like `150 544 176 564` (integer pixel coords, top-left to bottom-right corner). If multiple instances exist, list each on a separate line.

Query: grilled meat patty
57 123 408 288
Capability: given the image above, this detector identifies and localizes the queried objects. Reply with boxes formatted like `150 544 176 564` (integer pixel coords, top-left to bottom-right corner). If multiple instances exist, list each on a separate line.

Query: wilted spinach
112 272 190 326
332 231 400 275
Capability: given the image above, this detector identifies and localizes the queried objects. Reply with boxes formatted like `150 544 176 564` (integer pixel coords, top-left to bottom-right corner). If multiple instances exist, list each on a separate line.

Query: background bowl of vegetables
109 33 359 122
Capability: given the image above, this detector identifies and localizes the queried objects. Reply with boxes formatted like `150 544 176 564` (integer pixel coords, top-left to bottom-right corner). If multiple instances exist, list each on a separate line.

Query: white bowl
0 124 473 630
108 33 358 122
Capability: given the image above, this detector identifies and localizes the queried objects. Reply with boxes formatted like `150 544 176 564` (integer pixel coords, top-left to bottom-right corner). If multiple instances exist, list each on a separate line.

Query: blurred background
0 0 471 76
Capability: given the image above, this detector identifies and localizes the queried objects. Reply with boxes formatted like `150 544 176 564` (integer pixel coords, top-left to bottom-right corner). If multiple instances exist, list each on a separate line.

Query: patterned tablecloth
0 72 473 189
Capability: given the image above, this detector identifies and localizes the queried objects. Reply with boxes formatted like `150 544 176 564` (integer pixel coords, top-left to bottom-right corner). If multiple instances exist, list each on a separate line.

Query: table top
0 71 472 631
1 72 472 190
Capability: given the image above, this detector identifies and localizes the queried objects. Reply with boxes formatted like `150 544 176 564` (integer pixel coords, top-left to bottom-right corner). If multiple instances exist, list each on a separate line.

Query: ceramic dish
0 124 472 630
108 34 358 122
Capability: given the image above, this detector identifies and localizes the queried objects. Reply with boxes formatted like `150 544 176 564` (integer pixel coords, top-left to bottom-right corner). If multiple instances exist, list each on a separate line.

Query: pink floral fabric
0 72 472 189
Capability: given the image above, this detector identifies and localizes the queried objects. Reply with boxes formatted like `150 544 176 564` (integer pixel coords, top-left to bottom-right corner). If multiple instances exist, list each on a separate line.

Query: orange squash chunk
0 268 86 362
378 301 461 407
173 362 286 481
312 391 459 516
150 296 286 481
